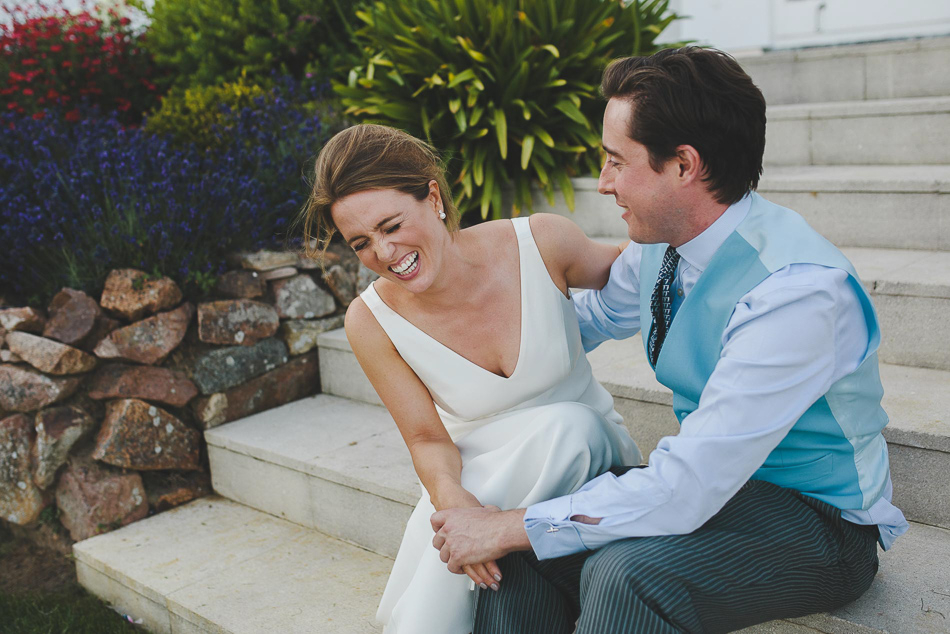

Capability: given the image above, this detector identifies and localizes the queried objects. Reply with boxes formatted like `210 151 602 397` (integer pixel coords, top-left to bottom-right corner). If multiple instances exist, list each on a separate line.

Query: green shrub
145 76 270 148
336 0 682 220
133 0 362 91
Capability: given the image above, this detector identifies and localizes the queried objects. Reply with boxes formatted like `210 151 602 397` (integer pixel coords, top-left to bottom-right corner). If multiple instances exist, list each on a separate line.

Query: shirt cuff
524 496 589 560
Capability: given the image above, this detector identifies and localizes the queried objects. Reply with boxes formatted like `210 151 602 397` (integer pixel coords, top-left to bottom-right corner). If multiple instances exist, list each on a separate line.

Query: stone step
72 496 950 634
549 166 950 252
758 165 950 251
764 96 950 166
316 328 950 530
72 496 390 634
204 393 417 558
735 35 950 105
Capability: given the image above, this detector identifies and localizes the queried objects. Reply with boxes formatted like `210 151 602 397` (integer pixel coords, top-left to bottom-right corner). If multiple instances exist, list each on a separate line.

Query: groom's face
598 98 680 244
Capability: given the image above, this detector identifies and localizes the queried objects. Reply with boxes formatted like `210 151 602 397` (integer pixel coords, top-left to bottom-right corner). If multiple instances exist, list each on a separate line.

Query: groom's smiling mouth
390 251 420 278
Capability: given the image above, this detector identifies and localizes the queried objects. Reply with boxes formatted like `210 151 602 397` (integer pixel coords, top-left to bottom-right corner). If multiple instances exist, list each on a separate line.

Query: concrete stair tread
768 94 950 119
759 164 950 193
733 34 950 64
73 496 391 634
74 493 950 634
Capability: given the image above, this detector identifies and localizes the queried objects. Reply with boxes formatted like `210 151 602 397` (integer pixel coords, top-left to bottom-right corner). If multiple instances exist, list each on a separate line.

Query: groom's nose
598 164 614 196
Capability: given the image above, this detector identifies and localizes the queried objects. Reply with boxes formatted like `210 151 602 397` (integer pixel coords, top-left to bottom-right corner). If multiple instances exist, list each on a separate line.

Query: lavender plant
0 78 341 303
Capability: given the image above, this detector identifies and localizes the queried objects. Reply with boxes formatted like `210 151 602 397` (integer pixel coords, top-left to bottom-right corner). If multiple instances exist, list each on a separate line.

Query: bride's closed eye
385 223 402 234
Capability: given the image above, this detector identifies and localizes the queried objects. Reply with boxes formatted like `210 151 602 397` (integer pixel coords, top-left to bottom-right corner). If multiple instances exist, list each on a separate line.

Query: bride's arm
346 299 503 589
344 298 476 512
528 213 627 292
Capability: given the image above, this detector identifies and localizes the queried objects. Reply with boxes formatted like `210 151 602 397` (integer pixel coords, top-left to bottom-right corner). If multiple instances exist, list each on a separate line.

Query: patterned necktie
648 245 681 366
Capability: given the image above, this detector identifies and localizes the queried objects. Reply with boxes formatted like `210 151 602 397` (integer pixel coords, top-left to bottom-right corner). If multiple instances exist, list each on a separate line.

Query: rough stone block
281 316 344 356
92 399 201 471
55 455 147 541
100 269 183 321
31 405 95 489
86 364 198 408
0 365 82 412
0 307 46 333
271 274 336 319
196 300 279 346
215 270 266 299
94 303 194 365
6 331 97 375
0 413 47 524
43 288 101 345
192 352 319 429
192 337 288 395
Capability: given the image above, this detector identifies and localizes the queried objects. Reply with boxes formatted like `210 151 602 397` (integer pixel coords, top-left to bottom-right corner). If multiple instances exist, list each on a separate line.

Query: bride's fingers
486 559 502 583
472 562 500 590
462 564 487 589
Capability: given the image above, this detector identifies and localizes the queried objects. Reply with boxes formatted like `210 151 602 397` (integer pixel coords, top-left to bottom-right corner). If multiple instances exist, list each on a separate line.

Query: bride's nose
373 235 396 262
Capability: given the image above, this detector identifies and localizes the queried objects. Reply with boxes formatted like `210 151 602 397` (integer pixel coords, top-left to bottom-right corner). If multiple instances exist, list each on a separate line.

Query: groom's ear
672 145 704 186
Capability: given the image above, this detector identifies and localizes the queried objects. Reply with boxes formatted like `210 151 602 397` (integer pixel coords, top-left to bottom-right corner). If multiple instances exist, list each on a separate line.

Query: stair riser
319 345 950 529
550 187 950 252
765 111 950 166
876 295 950 371
319 347 383 407
740 41 950 105
756 191 950 251
208 445 412 558
77 562 173 634
887 444 950 531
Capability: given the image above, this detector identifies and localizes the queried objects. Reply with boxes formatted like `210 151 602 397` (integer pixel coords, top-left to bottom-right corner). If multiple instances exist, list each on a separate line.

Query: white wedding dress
363 217 641 634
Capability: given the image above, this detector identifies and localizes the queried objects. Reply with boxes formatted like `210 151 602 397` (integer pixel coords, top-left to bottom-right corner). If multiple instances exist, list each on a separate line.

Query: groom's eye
353 241 368 252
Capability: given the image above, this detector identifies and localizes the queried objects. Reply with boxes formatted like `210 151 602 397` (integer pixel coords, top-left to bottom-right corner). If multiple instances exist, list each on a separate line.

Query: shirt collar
675 192 753 273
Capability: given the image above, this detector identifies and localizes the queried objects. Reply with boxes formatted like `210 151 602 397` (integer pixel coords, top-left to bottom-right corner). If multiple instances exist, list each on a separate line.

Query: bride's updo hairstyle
297 124 460 260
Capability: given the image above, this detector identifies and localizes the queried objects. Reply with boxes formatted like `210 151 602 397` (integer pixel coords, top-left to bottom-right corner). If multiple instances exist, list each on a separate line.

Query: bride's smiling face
331 184 448 293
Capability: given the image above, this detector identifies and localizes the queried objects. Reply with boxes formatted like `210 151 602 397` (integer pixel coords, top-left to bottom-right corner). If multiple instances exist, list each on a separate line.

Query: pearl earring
439 209 446 220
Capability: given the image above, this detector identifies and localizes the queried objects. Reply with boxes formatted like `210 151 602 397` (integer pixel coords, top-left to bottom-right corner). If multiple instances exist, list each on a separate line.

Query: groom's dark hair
601 47 766 206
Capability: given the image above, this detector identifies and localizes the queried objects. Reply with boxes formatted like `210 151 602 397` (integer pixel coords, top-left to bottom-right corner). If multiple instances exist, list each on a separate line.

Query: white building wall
664 0 950 52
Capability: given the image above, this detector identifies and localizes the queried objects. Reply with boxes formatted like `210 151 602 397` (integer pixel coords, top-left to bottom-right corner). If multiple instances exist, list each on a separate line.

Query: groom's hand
431 506 531 575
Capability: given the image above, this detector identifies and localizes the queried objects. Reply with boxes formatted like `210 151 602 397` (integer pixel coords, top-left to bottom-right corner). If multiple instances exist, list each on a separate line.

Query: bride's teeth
391 252 418 275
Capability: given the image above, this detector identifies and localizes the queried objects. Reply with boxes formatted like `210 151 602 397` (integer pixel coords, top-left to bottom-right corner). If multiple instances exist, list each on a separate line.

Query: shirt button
677 288 684 297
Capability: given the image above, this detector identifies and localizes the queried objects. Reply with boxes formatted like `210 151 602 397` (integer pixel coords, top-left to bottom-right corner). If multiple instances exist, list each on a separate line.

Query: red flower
21 58 38 66
50 44 62 52
61 60 72 68
7 102 18 110
117 97 131 111
32 112 45 120
65 109 80 122
22 88 34 96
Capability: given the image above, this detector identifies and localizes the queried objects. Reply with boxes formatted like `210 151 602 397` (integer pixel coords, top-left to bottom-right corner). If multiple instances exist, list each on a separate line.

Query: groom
431 47 908 632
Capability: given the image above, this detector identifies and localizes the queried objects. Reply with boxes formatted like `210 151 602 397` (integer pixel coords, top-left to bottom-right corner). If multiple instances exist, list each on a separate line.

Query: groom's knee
580 539 673 604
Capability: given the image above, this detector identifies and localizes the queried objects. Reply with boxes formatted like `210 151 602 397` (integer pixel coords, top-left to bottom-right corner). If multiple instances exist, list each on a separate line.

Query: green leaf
493 108 507 159
521 135 535 170
531 124 555 148
554 100 588 126
449 98 462 114
447 68 477 88
540 44 560 58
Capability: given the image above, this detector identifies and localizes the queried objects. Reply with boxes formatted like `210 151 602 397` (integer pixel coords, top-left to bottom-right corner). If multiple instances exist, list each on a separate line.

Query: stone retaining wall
0 245 376 544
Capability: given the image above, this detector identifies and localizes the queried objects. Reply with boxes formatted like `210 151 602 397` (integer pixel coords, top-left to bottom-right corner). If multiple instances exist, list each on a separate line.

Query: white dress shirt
524 196 909 560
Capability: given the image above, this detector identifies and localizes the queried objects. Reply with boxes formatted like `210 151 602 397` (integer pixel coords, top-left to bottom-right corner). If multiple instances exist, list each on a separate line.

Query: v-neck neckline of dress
367 220 526 380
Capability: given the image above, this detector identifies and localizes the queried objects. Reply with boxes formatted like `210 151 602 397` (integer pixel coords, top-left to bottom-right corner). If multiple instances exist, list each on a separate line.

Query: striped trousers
473 479 880 634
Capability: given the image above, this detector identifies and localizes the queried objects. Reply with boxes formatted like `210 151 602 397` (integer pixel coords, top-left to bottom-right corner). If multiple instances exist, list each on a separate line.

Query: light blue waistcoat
639 193 891 511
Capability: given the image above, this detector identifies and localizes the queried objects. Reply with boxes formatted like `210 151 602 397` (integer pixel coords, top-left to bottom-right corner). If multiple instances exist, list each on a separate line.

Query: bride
298 124 640 633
